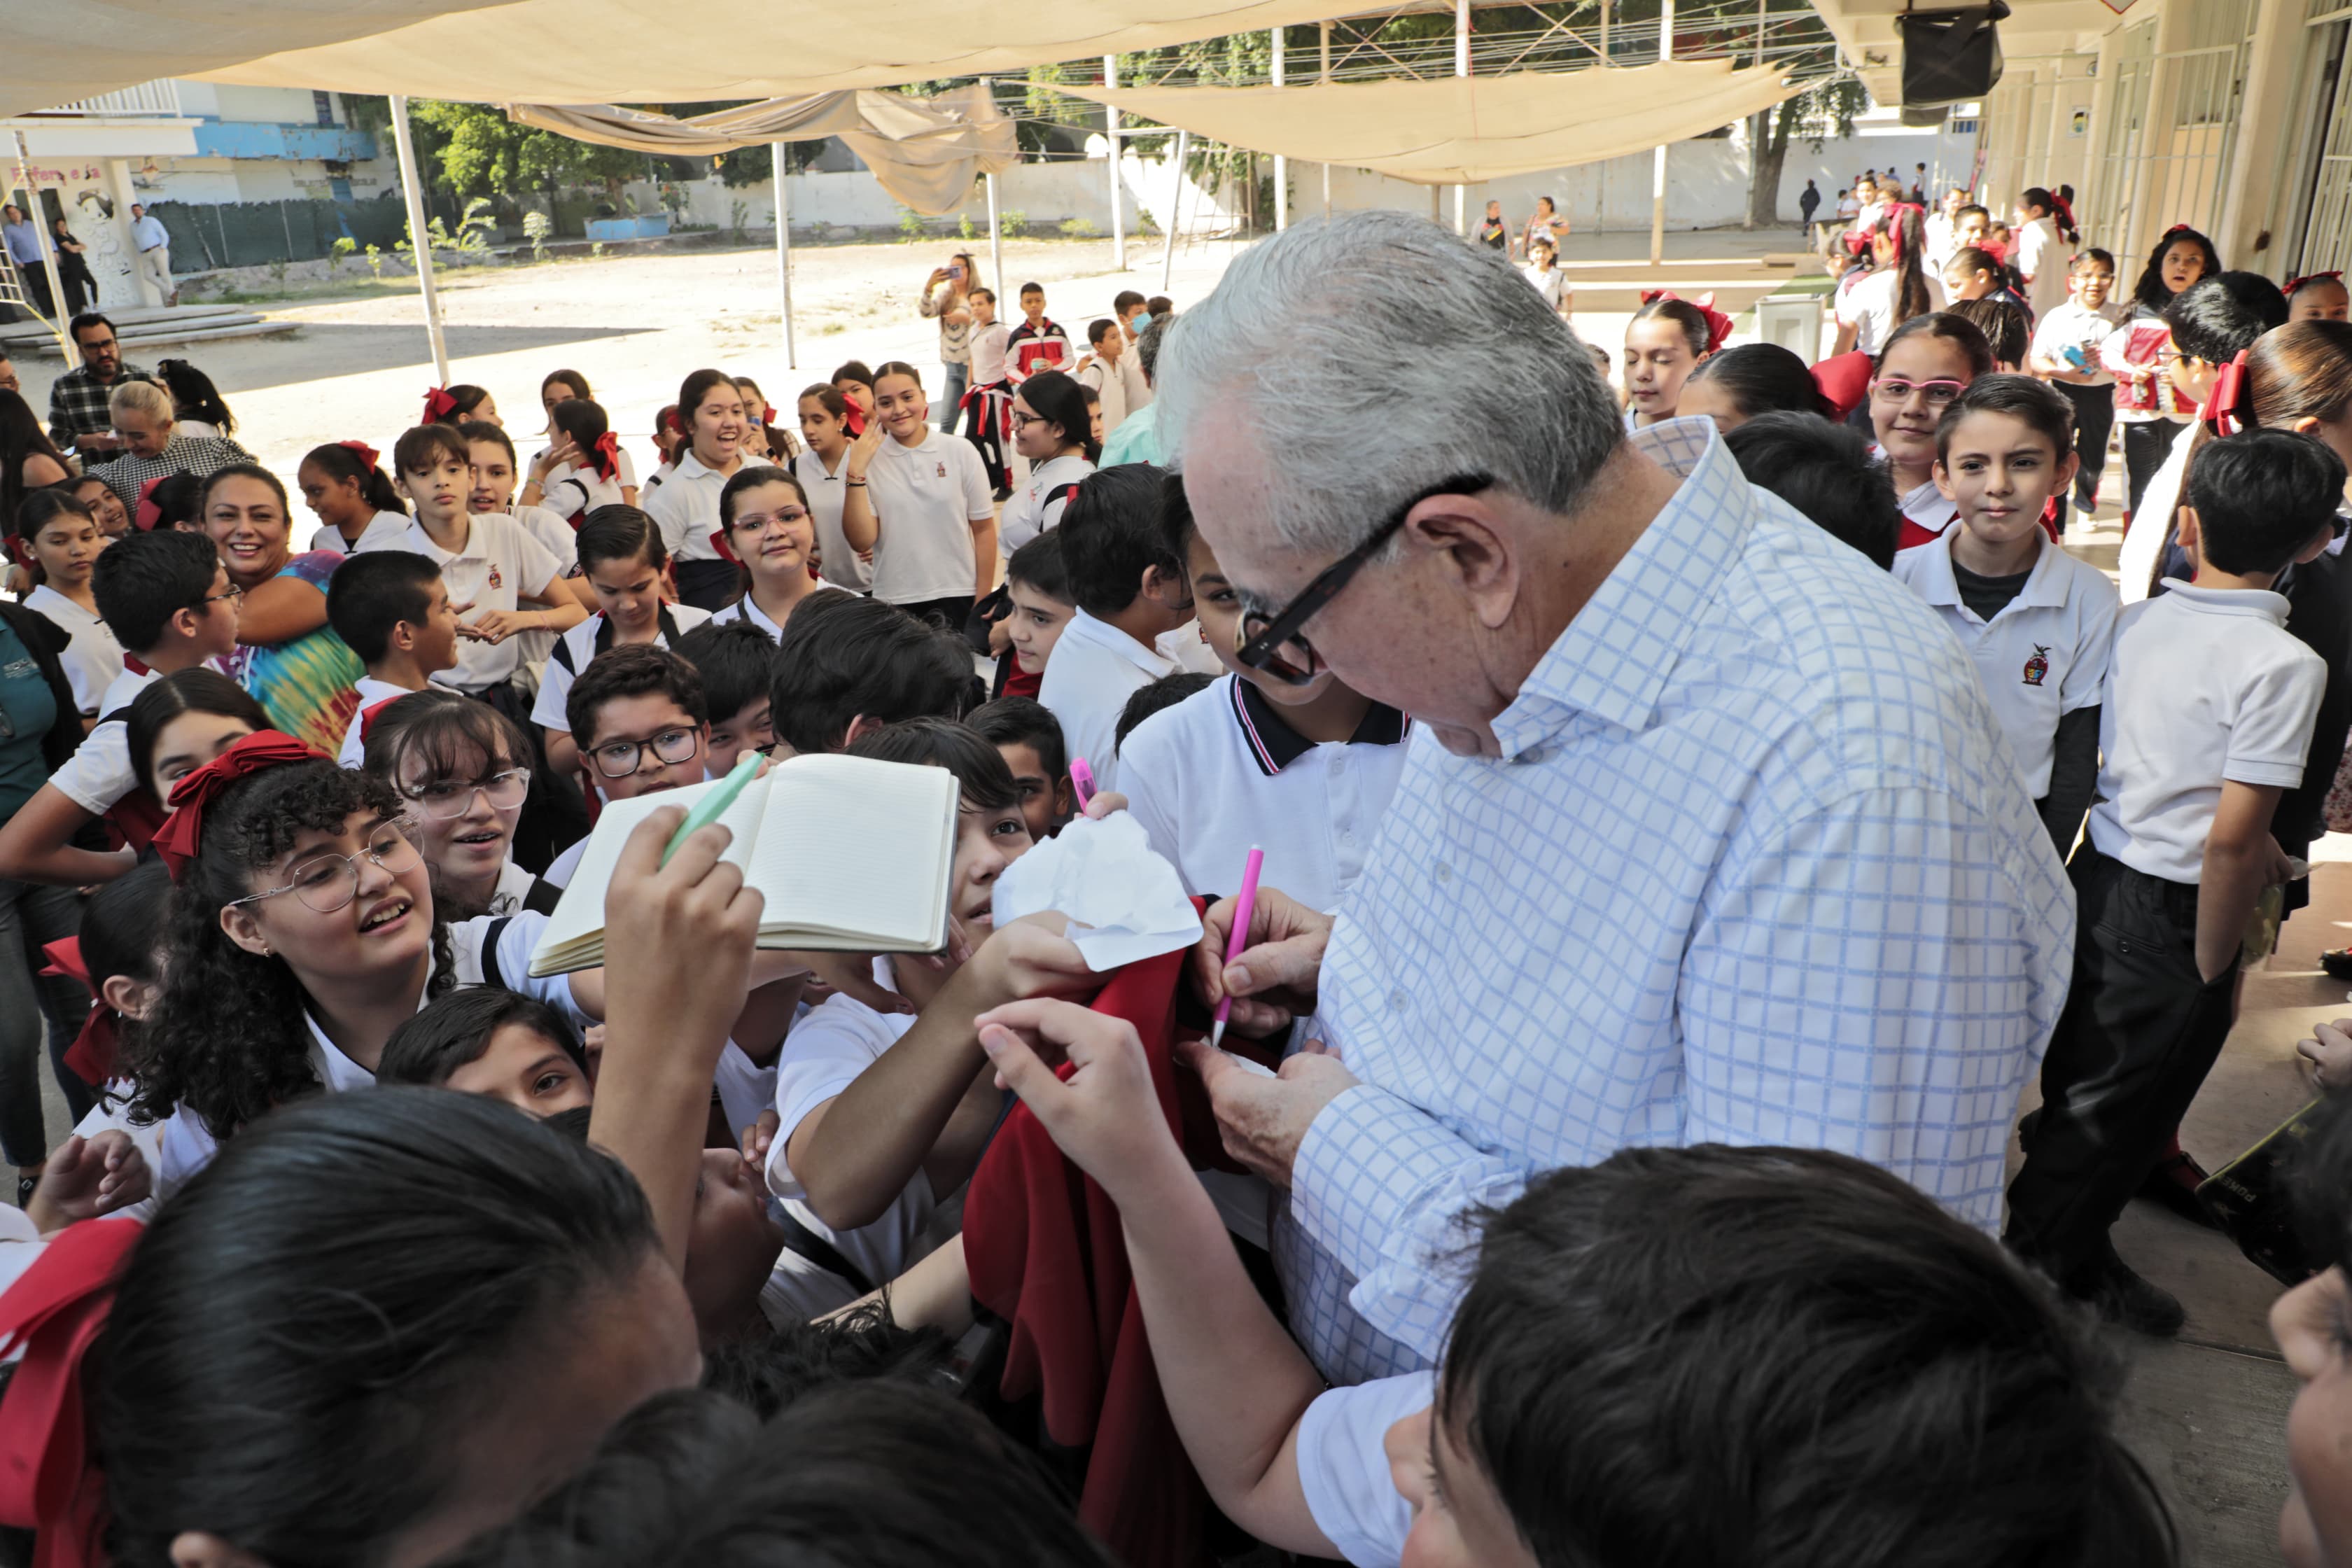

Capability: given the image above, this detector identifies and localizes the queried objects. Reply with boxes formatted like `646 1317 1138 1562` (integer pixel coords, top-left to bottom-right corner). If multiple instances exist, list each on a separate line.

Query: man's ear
1404 493 1516 630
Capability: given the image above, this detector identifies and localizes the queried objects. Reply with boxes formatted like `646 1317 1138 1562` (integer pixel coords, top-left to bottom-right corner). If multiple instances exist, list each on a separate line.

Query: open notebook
526 753 961 977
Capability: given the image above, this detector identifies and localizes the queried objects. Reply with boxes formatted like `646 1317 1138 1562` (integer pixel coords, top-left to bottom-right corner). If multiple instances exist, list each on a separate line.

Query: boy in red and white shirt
1004 283 1071 387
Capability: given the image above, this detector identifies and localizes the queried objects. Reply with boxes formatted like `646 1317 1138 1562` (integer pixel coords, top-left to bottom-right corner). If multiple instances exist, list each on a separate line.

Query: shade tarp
146 0 1353 113
1057 59 1805 186
509 84 1016 214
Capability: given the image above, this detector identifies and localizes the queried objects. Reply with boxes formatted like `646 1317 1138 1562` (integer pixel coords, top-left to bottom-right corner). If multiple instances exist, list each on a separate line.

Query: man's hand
1175 1038 1357 1189
978 998 1190 1207
25 1130 150 1231
1190 886 1332 1038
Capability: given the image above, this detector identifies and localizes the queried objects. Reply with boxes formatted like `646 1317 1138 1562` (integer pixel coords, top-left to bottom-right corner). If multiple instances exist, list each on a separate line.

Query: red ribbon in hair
37 939 114 1087
150 732 323 881
1809 351 1875 421
761 403 779 428
337 438 380 472
842 402 867 438
2286 270 2344 297
589 430 621 482
421 386 458 424
132 477 167 533
0 1217 146 1568
1639 288 1734 354
2204 349 2255 437
2160 223 2195 244
356 695 405 750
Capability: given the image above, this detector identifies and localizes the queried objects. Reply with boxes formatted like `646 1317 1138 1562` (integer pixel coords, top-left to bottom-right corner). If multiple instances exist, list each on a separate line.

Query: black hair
1004 531 1071 603
94 1088 660 1567
153 357 236 435
1018 280 1045 298
2133 224 2222 312
1684 342 1833 421
1056 464 1180 619
197 462 288 524
577 503 668 573
1015 369 1099 463
326 549 442 664
1438 1144 2177 1568
699 1303 955 1420
378 986 589 1088
676 620 783 723
567 643 708 750
1144 295 1172 316
1935 372 2075 463
718 463 811 531
2021 186 2055 218
1113 290 1145 314
1942 246 2007 288
1137 316 1175 384
431 383 496 424
458 416 516 467
90 526 222 652
1086 317 1117 346
125 669 270 799
1947 298 2032 370
2164 271 2292 368
363 687 531 798
846 715 1021 811
1877 309 1997 379
873 360 924 393
1630 295 1714 359
832 360 876 392
967 695 1067 787
2071 246 2117 276
769 594 977 756
0 388 69 534
68 310 114 346
1116 671 1214 752
550 397 612 469
146 470 206 531
394 421 472 477
542 368 593 403
2185 430 2349 576
122 760 453 1138
80 859 173 1003
13 488 94 587
1723 412 1901 570
300 440 406 517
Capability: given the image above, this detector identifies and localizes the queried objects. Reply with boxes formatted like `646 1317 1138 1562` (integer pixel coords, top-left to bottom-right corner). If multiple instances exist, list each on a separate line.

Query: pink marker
1069 757 1097 810
1210 845 1265 1053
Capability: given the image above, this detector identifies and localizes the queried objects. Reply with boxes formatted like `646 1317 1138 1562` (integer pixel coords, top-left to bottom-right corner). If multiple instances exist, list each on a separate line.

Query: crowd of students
0 192 2346 1567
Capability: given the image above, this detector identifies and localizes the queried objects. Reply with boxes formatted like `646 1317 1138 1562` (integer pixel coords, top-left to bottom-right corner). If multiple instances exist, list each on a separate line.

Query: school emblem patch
487 564 503 589
2022 645 2049 687
935 461 947 479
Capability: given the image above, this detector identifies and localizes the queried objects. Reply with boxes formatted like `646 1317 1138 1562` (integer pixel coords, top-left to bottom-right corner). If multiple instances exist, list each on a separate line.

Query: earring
260 943 272 957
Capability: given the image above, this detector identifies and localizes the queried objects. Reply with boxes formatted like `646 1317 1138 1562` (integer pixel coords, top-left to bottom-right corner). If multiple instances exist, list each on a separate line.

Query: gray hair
1137 312 1175 384
1155 209 1623 558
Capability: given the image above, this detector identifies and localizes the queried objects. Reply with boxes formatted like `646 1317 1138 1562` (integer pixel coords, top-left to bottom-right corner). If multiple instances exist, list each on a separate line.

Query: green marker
661 749 763 865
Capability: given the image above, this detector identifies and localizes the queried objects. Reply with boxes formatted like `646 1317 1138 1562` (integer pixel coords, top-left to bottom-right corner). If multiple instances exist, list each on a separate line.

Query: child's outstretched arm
979 997 1345 1560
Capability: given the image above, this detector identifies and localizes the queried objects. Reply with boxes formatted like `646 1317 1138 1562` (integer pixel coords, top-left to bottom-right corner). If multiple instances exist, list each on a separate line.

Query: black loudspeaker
1899 1 2010 110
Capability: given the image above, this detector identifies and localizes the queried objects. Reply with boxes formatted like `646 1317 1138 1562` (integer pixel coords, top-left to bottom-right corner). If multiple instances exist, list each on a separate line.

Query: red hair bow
1809 351 1875 421
132 476 167 532
761 403 778 427
842 402 867 438
2204 349 2255 437
337 438 380 472
589 430 620 482
1639 288 1734 354
38 939 114 1086
356 694 405 750
151 731 321 881
2286 270 2344 297
2160 223 2196 244
0 1217 146 1568
422 386 458 424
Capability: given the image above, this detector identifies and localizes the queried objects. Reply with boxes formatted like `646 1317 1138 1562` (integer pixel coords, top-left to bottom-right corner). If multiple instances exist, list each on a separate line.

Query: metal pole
986 171 1004 307
1162 127 1189 294
1650 0 1673 266
1104 54 1128 268
1320 20 1334 217
386 94 450 386
1453 0 1470 234
770 141 796 368
1272 27 1289 232
8 134 74 354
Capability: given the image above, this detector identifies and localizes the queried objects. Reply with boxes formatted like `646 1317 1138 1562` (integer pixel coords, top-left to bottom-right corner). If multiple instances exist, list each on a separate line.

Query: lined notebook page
749 754 957 944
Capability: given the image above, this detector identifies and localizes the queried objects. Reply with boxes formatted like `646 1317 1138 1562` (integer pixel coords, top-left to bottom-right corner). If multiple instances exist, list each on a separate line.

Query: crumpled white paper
992 811 1203 971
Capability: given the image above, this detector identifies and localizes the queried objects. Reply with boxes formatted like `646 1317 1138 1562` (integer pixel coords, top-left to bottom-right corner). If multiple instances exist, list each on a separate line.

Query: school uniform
1077 357 1129 437
998 453 1093 561
335 675 421 768
47 665 160 818
794 447 875 592
642 451 743 610
531 442 639 491
961 321 1014 492
1120 674 1412 915
539 461 627 524
2007 580 2327 1287
2015 215 2068 322
1159 620 1226 677
530 603 714 739
1895 477 1959 551
1004 316 1072 386
1521 264 1567 312
21 586 122 717
358 512 564 696
485 856 561 916
1036 608 1181 793
864 427 993 626
1835 268 1947 356
1292 1371 1433 1568
2101 306 2194 518
305 510 411 556
709 582 850 643
2031 298 2129 514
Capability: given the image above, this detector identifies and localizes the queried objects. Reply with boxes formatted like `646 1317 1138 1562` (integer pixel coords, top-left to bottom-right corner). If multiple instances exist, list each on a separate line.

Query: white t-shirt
864 428 995 606
2086 580 2328 883
643 450 739 564
1120 673 1412 914
22 586 122 715
1037 608 1182 794
2015 215 2068 321
999 453 1093 561
1521 265 1567 310
969 322 1011 385
794 446 876 591
50 665 160 813
1294 1371 1433 1568
306 510 410 556
531 605 713 735
2029 299 2128 387
336 675 421 769
1891 531 2119 798
358 513 563 694
1078 357 1129 436
540 461 627 523
1836 267 1947 356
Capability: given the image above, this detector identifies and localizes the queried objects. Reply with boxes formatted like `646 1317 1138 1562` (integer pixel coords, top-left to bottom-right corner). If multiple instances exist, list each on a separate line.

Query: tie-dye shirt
227 550 362 756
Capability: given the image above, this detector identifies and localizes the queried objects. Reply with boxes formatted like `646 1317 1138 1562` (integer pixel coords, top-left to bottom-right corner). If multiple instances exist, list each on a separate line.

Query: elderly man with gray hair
1162 209 2075 1384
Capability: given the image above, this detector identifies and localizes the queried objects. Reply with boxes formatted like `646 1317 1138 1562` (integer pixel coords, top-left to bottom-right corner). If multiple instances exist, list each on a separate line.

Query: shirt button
1435 862 1452 884
1390 988 1409 1011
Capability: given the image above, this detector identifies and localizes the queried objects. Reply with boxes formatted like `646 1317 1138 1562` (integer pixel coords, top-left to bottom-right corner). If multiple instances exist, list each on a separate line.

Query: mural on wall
69 187 139 310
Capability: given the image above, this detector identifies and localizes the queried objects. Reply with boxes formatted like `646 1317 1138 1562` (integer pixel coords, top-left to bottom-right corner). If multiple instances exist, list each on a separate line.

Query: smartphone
948 264 965 281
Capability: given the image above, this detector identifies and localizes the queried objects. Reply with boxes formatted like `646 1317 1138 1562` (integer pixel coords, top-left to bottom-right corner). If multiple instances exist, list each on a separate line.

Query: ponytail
302 441 406 518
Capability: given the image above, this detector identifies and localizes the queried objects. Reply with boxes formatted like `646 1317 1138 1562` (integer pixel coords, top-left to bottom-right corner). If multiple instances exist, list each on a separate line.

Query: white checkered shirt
1280 418 2075 1385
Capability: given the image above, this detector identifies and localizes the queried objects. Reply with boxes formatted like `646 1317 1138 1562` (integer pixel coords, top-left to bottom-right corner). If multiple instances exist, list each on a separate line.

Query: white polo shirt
999 453 1093 561
794 447 875 591
2116 431 2197 607
1294 1371 1432 1568
306 510 410 556
336 675 421 769
1037 608 1180 793
540 461 627 523
2029 300 2127 387
359 512 563 694
709 582 850 643
1121 673 1412 915
643 450 738 565
530 604 713 735
50 665 161 813
1893 531 2118 799
2086 580 2328 884
864 428 994 606
23 586 123 716
1899 476 1959 542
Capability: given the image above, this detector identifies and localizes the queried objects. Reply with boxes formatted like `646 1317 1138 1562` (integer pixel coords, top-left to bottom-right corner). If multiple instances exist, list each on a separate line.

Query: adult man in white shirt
128 203 174 307
1154 210 2071 1385
860 361 996 629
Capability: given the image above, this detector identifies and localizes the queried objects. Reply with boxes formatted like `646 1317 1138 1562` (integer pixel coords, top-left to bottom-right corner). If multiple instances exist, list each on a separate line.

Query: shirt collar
2152 578 2294 625
1910 528 2073 613
1230 675 1408 776
1064 608 1175 676
1492 419 1747 757
404 515 483 565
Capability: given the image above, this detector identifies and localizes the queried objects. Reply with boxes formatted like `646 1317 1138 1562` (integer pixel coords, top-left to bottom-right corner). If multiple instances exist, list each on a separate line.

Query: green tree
1745 75 1871 230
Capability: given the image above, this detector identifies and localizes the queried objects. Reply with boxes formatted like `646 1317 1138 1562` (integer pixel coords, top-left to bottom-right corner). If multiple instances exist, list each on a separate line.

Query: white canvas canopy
1056 59 1803 187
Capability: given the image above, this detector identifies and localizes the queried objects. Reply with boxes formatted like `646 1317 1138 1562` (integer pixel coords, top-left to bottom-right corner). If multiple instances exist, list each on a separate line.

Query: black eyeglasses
1237 474 1492 686
588 727 701 778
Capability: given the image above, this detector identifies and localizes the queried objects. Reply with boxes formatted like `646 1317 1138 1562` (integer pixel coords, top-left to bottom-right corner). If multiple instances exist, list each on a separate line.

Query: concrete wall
673 153 1217 238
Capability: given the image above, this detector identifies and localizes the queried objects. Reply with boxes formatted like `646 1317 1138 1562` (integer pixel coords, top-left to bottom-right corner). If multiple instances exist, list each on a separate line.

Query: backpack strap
773 1205 878 1297
477 915 514 992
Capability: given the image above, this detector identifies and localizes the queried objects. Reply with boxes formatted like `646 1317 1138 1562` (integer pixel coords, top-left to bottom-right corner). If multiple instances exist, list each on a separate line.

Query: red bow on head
589 430 620 482
843 402 867 438
337 438 380 472
2204 349 2256 437
356 694 405 750
1639 288 1734 354
133 476 167 532
2286 270 2344 297
0 1218 145 1568
1810 351 1875 420
2160 223 2196 244
38 939 114 1087
151 731 321 881
761 403 778 427
422 386 458 424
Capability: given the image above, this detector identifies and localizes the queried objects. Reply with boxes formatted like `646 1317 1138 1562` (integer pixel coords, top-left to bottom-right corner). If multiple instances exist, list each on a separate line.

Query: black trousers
2005 847 2238 1279
2122 418 2185 522
2052 380 2115 521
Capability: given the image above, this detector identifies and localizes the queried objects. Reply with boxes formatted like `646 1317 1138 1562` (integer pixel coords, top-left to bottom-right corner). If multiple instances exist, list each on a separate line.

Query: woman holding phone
922 252 979 430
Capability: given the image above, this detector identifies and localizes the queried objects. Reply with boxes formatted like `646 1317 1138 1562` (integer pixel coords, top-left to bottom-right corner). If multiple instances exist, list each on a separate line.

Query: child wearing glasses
1868 311 1996 550
324 550 461 769
709 466 848 643
544 643 710 890
533 507 712 784
363 689 553 918
999 370 1098 564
